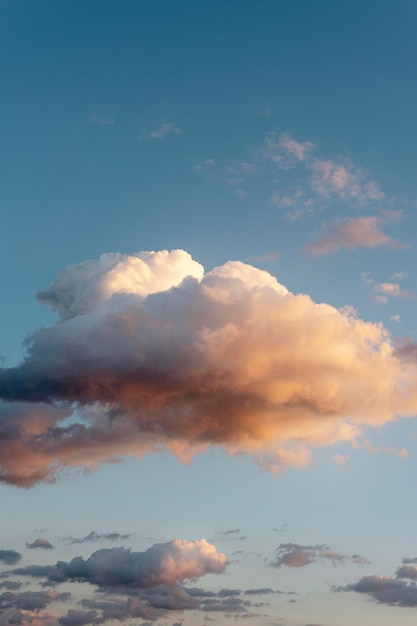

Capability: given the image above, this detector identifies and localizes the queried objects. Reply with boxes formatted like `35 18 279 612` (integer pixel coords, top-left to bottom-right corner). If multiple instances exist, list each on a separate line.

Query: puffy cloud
271 543 368 568
397 565 417 580
304 213 406 257
36 249 204 321
0 550 21 565
13 539 226 589
309 159 384 202
1 249 417 486
26 539 54 550
339 574 417 607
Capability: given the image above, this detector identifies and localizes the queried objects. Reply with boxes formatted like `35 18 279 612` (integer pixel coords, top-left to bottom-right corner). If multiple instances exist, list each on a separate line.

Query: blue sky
1 2 417 625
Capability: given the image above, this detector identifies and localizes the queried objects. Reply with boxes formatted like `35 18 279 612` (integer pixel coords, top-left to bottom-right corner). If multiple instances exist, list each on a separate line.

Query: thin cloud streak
304 212 406 257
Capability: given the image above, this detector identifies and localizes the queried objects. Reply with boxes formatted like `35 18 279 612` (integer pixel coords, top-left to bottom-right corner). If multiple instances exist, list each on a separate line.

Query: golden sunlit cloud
1 249 417 486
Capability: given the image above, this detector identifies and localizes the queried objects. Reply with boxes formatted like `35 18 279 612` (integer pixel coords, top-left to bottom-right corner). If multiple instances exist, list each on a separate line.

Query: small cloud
244 588 275 595
245 251 279 263
391 315 402 323
270 190 315 220
66 530 130 544
309 159 384 202
270 543 369 568
304 213 406 257
234 189 249 197
194 159 215 171
222 529 241 536
338 570 417 607
89 114 115 126
0 549 21 565
142 122 181 140
333 454 349 465
242 103 272 118
26 538 54 550
261 133 315 169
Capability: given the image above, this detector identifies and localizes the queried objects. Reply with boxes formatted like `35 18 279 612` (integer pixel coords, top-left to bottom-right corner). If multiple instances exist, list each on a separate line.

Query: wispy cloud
142 122 182 140
194 158 215 171
309 159 384 203
1 249 417 486
304 212 406 257
261 133 315 169
245 251 278 263
88 114 115 126
271 543 368 568
66 531 130 545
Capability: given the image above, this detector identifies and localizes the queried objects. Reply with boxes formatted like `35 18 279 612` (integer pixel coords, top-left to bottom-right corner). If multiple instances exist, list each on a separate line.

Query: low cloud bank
1 249 417 486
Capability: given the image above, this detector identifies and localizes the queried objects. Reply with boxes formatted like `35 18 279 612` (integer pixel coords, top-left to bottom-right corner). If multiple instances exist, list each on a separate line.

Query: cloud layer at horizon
1 249 417 487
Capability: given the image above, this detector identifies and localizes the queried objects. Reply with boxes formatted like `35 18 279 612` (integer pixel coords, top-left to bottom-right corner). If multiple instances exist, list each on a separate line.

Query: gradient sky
1 2 417 625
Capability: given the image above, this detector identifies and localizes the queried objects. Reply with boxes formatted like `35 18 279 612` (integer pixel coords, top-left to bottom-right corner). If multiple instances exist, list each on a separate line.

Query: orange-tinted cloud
1 249 417 486
304 213 406 257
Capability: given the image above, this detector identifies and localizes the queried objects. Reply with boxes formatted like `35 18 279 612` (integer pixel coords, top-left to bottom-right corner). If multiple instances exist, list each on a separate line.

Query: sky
1 1 417 625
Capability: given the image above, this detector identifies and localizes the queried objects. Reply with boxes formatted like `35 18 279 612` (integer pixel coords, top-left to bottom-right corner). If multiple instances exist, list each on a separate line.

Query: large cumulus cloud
1 249 417 486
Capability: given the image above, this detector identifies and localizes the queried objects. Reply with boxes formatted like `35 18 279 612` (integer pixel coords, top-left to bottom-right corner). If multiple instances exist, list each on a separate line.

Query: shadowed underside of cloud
1 249 417 486
304 212 406 257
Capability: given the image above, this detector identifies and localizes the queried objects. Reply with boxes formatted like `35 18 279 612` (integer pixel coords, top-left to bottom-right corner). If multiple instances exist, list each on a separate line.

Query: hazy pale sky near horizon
1 2 417 625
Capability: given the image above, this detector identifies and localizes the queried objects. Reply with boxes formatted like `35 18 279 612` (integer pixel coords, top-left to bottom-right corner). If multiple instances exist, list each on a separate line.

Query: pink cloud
304 214 406 257
310 159 384 202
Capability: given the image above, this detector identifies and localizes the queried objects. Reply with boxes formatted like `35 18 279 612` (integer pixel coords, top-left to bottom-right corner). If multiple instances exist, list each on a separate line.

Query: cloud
375 285 413 304
309 159 384 202
339 574 417 607
0 581 22 590
332 454 349 465
88 114 115 126
13 539 226 589
26 539 54 550
245 251 278 263
142 122 181 140
271 543 368 568
0 550 21 565
304 213 406 257
0 609 59 626
194 159 215 171
66 531 130 545
0 590 69 612
1 249 417 486
261 133 314 169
